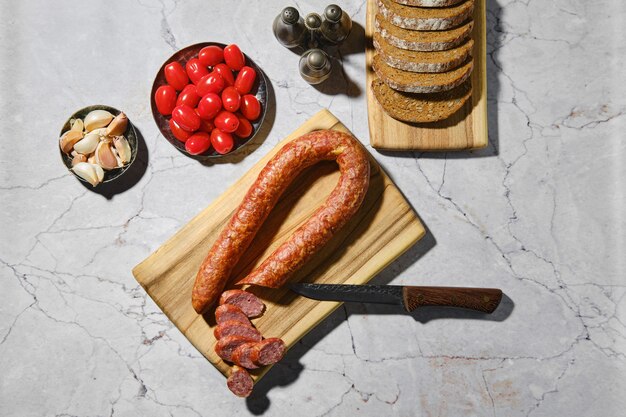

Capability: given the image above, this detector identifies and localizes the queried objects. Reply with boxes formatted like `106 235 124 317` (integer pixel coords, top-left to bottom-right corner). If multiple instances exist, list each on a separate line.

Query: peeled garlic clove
72 162 100 187
59 130 83 154
90 127 107 136
106 112 128 136
71 153 87 166
73 132 101 155
95 140 118 170
70 118 84 133
84 109 113 132
113 136 132 164
92 163 104 183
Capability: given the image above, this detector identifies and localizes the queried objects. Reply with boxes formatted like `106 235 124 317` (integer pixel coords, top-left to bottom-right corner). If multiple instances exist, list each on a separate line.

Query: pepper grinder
299 49 332 85
304 13 323 48
273 6 307 48
320 4 352 44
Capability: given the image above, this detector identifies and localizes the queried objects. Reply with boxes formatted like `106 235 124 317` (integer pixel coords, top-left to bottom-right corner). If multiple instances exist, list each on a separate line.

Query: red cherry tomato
234 114 253 138
211 129 234 154
196 73 225 96
223 44 245 71
185 132 212 155
197 117 214 133
186 58 209 84
176 84 200 108
221 86 241 112
240 95 261 120
164 62 189 91
154 85 177 115
214 110 240 133
196 93 222 120
172 105 201 132
198 45 224 67
213 64 235 87
234 66 257 95
169 118 192 142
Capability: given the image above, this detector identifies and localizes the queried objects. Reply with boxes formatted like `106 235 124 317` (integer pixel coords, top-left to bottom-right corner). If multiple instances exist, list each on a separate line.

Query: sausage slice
227 366 254 397
215 304 251 326
219 289 265 318
249 338 286 366
214 320 262 341
231 342 260 370
215 335 259 362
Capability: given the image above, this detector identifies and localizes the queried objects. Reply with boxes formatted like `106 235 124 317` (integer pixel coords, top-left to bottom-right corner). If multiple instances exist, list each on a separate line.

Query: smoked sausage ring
191 130 370 314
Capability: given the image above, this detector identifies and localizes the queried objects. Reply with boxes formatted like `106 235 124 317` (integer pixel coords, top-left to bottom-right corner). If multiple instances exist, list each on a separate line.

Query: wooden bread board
366 0 488 151
132 109 425 381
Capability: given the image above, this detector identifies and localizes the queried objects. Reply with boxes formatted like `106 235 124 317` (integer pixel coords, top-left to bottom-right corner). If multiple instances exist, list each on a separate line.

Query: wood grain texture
366 0 488 150
402 286 502 313
132 109 425 382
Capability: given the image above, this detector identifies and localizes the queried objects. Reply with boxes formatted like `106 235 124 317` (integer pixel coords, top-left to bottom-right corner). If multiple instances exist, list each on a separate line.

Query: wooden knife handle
402 286 503 313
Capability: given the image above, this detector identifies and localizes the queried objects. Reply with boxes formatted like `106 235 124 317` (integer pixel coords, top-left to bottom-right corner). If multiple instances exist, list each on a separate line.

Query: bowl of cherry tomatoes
151 42 267 159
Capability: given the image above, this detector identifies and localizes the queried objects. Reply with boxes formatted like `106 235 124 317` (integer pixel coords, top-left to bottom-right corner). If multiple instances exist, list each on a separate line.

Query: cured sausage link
192 130 370 313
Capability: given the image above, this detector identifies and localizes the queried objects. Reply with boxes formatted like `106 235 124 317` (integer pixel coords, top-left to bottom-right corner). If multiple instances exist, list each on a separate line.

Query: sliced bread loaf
393 0 466 7
372 53 473 93
371 77 471 123
378 0 474 31
374 32 474 73
375 14 473 51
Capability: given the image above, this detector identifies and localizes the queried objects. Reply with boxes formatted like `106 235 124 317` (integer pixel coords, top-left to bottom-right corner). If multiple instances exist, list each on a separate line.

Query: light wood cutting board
366 0 488 151
132 109 425 381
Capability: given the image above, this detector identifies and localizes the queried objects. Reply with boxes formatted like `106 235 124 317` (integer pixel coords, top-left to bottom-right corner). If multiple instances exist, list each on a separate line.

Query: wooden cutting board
132 109 425 381
366 0 488 151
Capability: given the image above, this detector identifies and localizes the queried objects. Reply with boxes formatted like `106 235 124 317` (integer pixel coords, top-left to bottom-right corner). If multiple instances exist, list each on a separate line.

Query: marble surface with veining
1 0 624 416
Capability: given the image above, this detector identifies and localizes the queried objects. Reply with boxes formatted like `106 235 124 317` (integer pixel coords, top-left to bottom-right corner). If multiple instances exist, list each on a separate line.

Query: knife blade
288 283 503 313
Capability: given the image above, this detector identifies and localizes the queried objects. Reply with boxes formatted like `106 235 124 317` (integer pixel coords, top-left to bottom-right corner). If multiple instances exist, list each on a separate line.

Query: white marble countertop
1 0 624 415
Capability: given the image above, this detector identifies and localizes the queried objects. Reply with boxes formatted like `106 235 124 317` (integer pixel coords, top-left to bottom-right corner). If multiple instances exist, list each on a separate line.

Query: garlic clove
72 162 100 186
92 163 105 182
73 132 101 155
90 127 107 136
84 110 113 132
71 153 87 166
70 118 84 133
59 130 84 154
95 140 119 170
113 136 132 164
87 154 96 164
106 112 128 136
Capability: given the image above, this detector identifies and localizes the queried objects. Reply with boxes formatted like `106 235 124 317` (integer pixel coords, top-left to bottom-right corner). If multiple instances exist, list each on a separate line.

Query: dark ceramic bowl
58 105 138 185
150 42 268 160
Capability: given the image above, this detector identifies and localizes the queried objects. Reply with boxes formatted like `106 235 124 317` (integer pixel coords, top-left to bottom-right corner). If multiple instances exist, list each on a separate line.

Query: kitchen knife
288 283 503 313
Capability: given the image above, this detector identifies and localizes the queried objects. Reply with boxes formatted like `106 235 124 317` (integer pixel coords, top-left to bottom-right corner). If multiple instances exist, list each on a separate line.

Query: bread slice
375 14 473 51
371 77 471 123
378 0 474 31
393 0 466 7
373 53 473 93
374 32 473 73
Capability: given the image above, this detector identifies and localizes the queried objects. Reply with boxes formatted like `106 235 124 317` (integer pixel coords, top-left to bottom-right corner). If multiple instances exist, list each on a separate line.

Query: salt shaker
320 4 352 44
298 49 332 84
273 6 307 48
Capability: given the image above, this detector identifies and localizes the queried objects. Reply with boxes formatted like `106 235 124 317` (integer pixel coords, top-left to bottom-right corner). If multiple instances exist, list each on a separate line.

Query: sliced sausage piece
215 335 259 362
231 342 260 370
214 320 262 341
215 304 251 326
249 338 286 366
219 289 265 318
227 366 254 397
